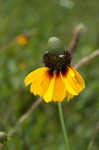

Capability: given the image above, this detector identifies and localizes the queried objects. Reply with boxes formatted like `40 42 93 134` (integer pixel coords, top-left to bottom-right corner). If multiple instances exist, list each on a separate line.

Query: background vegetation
0 0 99 149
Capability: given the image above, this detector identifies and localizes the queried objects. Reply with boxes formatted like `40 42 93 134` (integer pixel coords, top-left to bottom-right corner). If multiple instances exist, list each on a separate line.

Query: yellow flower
16 35 28 45
24 37 85 103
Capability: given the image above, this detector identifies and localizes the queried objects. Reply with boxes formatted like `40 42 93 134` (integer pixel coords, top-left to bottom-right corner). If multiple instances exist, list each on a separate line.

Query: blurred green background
0 0 99 150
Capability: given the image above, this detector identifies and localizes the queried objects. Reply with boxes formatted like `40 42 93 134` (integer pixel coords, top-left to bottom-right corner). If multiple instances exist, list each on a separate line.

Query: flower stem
58 102 70 150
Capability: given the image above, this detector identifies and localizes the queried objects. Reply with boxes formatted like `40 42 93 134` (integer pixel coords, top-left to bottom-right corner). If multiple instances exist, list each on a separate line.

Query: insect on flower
24 37 85 103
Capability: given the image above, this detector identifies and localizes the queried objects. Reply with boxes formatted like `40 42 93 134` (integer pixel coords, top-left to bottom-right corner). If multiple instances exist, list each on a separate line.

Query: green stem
58 102 70 150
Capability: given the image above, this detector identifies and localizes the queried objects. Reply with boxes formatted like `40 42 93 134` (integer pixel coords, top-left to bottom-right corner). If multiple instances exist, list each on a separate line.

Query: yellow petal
53 73 66 102
61 71 78 95
30 71 51 97
66 67 82 93
24 67 48 86
43 74 56 103
61 66 85 96
71 66 85 89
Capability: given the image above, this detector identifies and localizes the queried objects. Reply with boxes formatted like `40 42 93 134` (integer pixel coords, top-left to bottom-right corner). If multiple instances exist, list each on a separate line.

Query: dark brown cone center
43 50 72 76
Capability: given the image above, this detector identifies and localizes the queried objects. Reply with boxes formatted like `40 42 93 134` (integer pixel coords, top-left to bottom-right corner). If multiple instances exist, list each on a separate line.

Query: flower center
43 50 72 75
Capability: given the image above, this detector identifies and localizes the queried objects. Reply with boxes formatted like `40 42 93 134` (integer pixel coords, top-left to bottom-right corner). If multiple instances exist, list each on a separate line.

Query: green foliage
0 0 99 149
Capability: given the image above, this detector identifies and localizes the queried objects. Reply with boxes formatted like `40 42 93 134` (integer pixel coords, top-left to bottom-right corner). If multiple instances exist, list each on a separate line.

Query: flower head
24 37 85 103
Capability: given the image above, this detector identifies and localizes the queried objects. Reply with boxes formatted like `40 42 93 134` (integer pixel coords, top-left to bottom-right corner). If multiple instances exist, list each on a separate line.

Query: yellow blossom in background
16 35 28 45
24 37 85 103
